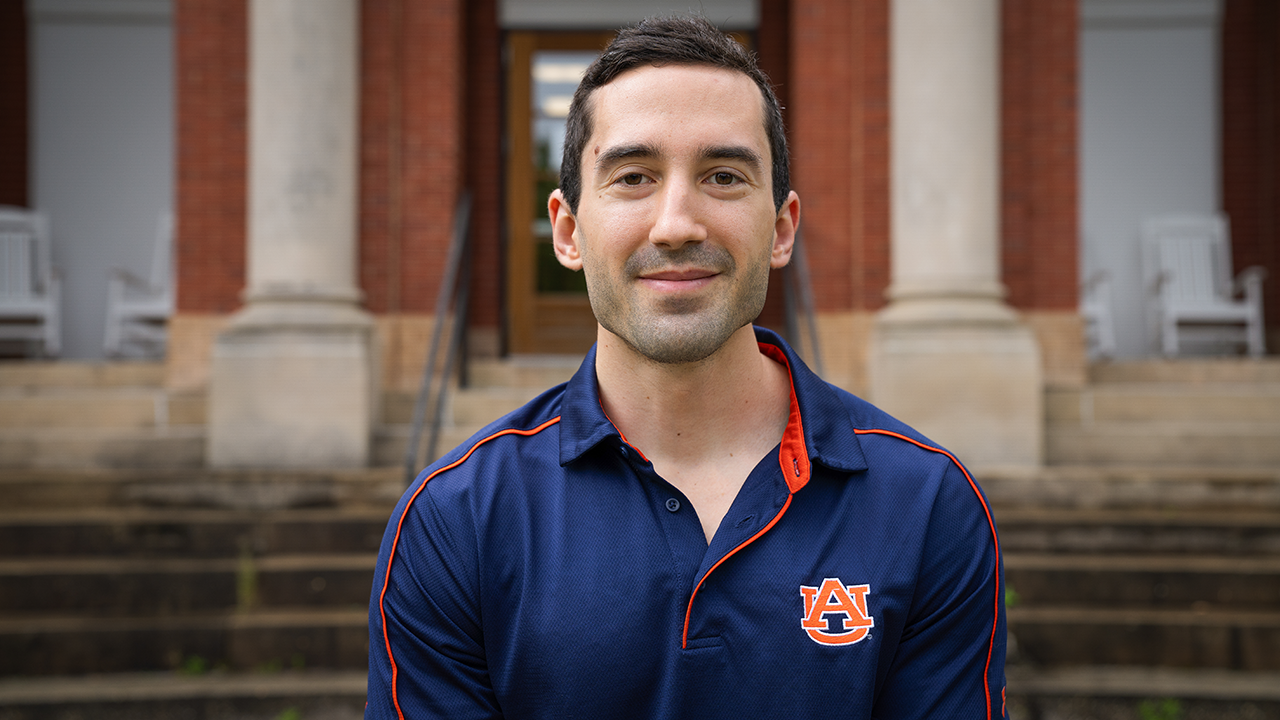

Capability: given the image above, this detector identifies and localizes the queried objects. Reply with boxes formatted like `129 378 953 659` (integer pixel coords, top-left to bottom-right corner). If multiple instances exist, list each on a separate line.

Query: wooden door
505 32 613 355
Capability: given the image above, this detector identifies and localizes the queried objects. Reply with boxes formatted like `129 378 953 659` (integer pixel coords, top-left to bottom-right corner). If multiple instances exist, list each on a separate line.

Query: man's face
549 63 799 365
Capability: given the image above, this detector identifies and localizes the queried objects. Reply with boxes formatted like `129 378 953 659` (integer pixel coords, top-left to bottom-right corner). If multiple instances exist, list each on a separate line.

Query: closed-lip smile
639 268 718 282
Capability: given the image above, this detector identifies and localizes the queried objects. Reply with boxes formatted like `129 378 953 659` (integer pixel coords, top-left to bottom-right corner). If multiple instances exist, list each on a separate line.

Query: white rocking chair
1143 213 1267 357
1081 269 1117 360
104 212 174 358
0 206 60 357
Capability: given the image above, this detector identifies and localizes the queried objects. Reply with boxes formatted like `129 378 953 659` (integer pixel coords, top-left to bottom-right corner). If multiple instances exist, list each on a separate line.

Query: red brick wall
790 0 1079 313
463 0 503 331
360 0 463 315
753 0 791 330
175 0 247 313
789 0 891 312
0 0 28 208
394 0 463 313
358 0 400 314
178 0 464 316
1222 0 1280 336
1000 0 1080 310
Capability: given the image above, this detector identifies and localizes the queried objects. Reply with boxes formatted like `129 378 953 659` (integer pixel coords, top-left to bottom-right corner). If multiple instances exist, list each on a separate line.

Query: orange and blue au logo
800 578 874 645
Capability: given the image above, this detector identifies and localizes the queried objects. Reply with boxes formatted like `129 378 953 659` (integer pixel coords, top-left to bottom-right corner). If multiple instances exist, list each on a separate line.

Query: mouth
637 268 719 293
639 268 718 282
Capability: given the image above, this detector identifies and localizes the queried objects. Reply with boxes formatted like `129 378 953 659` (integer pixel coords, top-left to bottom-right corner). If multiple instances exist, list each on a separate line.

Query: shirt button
665 497 681 513
619 446 630 459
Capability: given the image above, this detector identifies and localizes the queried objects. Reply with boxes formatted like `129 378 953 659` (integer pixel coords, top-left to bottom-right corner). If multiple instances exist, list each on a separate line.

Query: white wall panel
29 0 173 359
1080 0 1221 357
500 0 756 29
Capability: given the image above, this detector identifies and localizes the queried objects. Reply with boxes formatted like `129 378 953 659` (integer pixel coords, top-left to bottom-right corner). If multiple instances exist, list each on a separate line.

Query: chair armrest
1083 269 1110 292
1150 269 1170 296
1233 266 1267 301
109 267 154 292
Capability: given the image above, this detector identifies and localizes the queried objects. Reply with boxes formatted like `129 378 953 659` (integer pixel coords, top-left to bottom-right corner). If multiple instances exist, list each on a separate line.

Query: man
368 16 1006 719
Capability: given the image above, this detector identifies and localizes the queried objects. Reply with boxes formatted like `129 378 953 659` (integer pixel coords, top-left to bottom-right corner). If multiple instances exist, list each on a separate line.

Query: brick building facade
5 0 1277 394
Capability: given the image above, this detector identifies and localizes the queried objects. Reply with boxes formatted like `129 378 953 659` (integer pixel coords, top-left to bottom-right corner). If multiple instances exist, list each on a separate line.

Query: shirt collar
558 327 869 486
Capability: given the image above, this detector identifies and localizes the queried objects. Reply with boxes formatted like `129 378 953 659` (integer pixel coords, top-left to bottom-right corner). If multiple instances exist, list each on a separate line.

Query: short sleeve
872 460 1007 719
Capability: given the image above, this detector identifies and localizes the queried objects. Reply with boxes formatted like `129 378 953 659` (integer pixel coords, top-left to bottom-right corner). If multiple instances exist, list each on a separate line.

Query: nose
648 180 707 249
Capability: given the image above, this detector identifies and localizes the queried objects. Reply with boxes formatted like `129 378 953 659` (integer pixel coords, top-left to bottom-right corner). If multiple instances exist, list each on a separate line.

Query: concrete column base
869 314 1043 472
207 300 376 468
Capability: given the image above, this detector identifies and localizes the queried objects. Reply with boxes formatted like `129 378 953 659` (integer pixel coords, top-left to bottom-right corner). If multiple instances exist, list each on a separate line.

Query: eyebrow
593 143 765 175
594 143 660 172
699 144 764 174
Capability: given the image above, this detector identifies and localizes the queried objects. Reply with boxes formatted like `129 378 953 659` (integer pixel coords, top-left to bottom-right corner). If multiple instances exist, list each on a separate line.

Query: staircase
1046 359 1280 466
0 356 578 718
995 358 1280 719
0 363 202 469
0 468 402 718
373 355 580 468
2 356 1278 718
0 356 581 471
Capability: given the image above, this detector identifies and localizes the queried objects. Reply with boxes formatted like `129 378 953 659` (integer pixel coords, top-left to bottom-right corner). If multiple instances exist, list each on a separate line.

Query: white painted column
869 0 1042 469
207 0 376 468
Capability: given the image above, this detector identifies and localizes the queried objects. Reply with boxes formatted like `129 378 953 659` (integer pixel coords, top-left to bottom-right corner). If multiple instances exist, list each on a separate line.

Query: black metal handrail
403 191 473 485
783 229 824 377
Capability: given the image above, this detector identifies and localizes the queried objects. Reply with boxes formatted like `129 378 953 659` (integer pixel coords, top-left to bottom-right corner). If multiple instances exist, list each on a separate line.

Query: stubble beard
583 239 772 365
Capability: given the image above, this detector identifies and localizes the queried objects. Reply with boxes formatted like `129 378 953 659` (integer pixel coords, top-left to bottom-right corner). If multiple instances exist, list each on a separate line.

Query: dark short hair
559 15 790 213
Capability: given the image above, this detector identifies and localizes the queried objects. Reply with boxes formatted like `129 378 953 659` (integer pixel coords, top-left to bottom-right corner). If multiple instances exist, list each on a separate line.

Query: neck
594 324 791 468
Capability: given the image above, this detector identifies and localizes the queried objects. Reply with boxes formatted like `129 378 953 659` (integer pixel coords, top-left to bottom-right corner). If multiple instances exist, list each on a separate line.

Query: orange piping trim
682 493 794 649
854 428 1000 720
758 343 810 493
680 341 810 648
378 416 562 720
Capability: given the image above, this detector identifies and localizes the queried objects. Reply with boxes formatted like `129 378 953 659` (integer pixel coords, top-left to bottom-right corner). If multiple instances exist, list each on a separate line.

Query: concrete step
0 507 391 559
0 389 170 430
449 386 547 426
1007 606 1280 671
0 361 165 389
994 506 1280 555
1004 553 1280 609
1090 359 1280 384
0 608 368 676
374 423 486 470
1005 666 1280 720
381 386 544 426
0 554 376 617
1047 383 1280 424
2 667 1277 720
0 468 404 512
0 427 206 469
979 465 1280 510
467 355 581 389
0 671 365 720
1047 422 1280 466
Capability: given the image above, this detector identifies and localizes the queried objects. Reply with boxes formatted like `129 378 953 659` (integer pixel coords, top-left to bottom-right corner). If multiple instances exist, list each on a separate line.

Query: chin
609 315 752 366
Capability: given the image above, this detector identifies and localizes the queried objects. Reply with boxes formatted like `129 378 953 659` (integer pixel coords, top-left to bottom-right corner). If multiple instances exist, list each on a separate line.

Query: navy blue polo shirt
367 327 1007 719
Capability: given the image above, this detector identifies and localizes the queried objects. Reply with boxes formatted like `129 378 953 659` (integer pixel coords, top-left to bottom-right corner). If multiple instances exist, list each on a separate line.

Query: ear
549 189 583 271
770 190 801 269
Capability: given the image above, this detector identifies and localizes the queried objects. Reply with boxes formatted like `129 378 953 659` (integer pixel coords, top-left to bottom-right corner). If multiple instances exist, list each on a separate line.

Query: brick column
869 0 1042 469
207 0 375 467
0 0 28 207
1222 0 1280 350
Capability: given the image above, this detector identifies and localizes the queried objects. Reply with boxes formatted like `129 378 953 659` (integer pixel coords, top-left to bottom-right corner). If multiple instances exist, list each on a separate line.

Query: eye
619 173 647 186
710 172 740 186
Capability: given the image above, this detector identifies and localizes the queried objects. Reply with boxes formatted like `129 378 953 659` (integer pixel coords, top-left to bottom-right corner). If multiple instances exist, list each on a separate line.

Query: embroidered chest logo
800 578 874 645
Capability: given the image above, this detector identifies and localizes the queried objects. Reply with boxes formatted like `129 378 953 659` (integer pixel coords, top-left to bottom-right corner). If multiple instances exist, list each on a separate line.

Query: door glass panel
531 50 596 294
